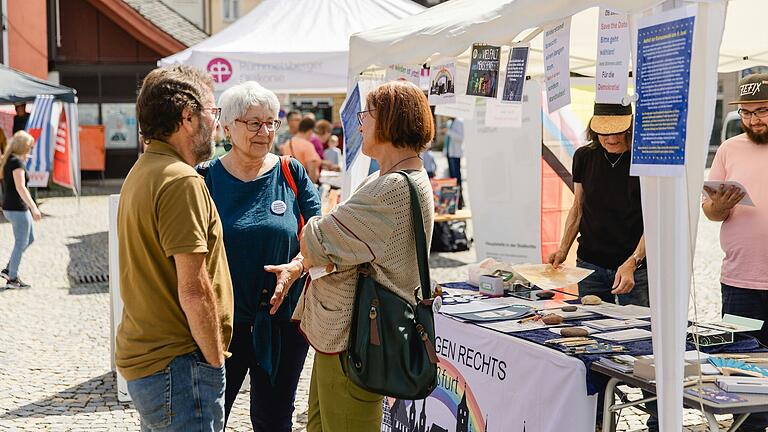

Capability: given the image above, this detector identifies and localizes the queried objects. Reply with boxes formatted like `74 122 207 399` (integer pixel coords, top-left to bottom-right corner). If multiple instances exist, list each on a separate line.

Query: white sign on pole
596 9 631 104
108 194 131 402
435 96 476 119
543 18 572 113
485 98 522 128
465 82 542 263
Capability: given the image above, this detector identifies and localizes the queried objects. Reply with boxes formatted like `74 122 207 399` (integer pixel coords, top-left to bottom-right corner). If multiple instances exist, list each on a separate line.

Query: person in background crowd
200 80 321 432
281 118 321 184
0 131 41 289
316 119 341 171
296 117 323 158
116 65 234 431
421 141 437 178
274 110 301 153
322 134 342 172
12 103 29 134
314 119 333 148
268 80 435 432
443 117 464 207
703 73 768 432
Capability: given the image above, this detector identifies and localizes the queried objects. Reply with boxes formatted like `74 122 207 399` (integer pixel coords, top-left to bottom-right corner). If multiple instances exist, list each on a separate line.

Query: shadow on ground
0 373 131 419
66 232 109 293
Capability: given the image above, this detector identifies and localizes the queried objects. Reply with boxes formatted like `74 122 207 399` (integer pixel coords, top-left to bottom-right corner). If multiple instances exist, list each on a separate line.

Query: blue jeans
128 351 226 431
224 322 309 431
3 210 34 279
576 259 650 306
721 283 768 432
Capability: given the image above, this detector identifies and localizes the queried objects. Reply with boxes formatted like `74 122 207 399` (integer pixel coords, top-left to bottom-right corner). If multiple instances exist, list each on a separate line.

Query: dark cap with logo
729 73 768 105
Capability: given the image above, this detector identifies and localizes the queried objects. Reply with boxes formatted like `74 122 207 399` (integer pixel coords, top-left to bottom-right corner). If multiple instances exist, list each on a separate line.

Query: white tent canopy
160 0 425 94
349 0 762 80
347 1 734 431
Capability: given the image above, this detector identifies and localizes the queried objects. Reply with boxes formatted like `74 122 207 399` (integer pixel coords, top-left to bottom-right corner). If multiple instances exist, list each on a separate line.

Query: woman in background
0 131 41 289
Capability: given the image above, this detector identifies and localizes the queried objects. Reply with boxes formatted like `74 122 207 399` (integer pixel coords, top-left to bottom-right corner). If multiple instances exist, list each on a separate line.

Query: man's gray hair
218 81 280 128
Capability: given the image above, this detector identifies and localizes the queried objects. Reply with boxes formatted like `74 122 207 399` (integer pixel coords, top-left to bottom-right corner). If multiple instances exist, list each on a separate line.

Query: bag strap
280 155 305 237
394 171 432 301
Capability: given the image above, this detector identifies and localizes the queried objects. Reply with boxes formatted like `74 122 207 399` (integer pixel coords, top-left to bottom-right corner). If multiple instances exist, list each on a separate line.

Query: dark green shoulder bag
346 171 439 400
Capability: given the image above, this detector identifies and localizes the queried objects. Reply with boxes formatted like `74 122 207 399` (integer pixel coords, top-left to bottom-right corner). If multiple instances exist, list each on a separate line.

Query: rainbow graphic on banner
385 359 486 432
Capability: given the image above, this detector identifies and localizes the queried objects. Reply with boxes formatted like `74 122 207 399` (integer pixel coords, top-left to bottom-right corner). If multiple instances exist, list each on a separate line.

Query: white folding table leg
703 411 721 432
602 377 620 432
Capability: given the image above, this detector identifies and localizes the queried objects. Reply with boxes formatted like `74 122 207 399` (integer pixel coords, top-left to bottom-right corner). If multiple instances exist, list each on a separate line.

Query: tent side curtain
0 64 76 104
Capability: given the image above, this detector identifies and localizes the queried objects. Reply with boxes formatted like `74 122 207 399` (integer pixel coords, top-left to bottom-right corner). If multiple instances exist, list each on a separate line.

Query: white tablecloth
381 314 597 432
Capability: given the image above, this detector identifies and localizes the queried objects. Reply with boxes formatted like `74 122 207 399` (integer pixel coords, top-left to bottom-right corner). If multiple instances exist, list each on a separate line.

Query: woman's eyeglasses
234 119 282 132
357 109 376 126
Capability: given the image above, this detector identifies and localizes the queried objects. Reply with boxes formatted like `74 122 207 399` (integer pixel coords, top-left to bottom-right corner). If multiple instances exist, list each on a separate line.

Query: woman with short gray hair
199 81 321 431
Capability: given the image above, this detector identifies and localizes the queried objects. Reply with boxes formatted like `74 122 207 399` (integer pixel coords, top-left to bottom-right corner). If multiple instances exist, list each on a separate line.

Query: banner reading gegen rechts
382 315 596 432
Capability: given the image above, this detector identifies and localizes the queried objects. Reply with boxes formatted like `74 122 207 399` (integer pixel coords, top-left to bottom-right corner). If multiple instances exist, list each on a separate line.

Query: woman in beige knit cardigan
268 80 435 431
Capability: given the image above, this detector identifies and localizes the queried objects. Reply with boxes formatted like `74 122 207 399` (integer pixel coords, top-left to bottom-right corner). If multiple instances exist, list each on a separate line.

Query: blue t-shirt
203 157 321 324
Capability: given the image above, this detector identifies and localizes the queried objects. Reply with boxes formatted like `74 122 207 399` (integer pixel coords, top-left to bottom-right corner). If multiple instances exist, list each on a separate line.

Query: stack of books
597 355 637 373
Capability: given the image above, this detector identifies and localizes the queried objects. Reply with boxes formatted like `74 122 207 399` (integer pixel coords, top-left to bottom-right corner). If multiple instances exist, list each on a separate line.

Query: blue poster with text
631 14 695 175
341 84 362 169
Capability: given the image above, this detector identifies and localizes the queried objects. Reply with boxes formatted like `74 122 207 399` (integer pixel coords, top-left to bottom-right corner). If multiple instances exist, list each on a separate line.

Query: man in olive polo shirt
116 65 233 431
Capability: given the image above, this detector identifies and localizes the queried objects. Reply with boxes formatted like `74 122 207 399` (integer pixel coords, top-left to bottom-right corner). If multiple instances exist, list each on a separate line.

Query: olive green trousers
307 352 383 432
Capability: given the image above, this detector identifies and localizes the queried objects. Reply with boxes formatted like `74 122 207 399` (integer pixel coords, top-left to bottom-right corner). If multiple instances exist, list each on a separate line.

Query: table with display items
381 282 767 432
593 357 768 432
381 288 598 432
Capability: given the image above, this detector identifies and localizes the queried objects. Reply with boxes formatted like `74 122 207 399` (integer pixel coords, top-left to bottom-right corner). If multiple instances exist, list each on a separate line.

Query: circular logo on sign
207 58 233 83
271 200 287 215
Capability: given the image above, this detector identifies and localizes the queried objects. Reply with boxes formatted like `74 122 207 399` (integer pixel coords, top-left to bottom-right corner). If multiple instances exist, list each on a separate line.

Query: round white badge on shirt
271 200 287 215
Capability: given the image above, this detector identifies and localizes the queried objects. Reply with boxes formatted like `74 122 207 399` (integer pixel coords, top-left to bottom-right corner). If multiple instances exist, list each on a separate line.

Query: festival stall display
341 0 765 430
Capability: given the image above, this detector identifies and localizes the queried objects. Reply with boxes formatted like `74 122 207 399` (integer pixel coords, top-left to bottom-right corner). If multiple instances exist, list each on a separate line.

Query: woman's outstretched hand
264 260 304 315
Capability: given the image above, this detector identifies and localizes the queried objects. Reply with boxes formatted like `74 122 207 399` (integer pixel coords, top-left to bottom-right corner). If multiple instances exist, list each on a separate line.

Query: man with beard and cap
116 65 234 431
704 73 768 432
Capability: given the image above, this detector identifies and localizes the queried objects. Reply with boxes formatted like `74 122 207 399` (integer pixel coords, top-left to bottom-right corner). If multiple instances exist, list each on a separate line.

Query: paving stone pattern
0 182 736 431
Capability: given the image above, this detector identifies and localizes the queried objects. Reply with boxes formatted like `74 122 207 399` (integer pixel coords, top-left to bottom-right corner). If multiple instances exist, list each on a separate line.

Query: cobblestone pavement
0 181 737 431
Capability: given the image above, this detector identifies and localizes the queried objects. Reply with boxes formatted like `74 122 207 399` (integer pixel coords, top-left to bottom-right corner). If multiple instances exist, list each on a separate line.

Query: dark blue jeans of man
721 283 768 432
577 259 657 429
127 351 226 431
224 321 309 432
